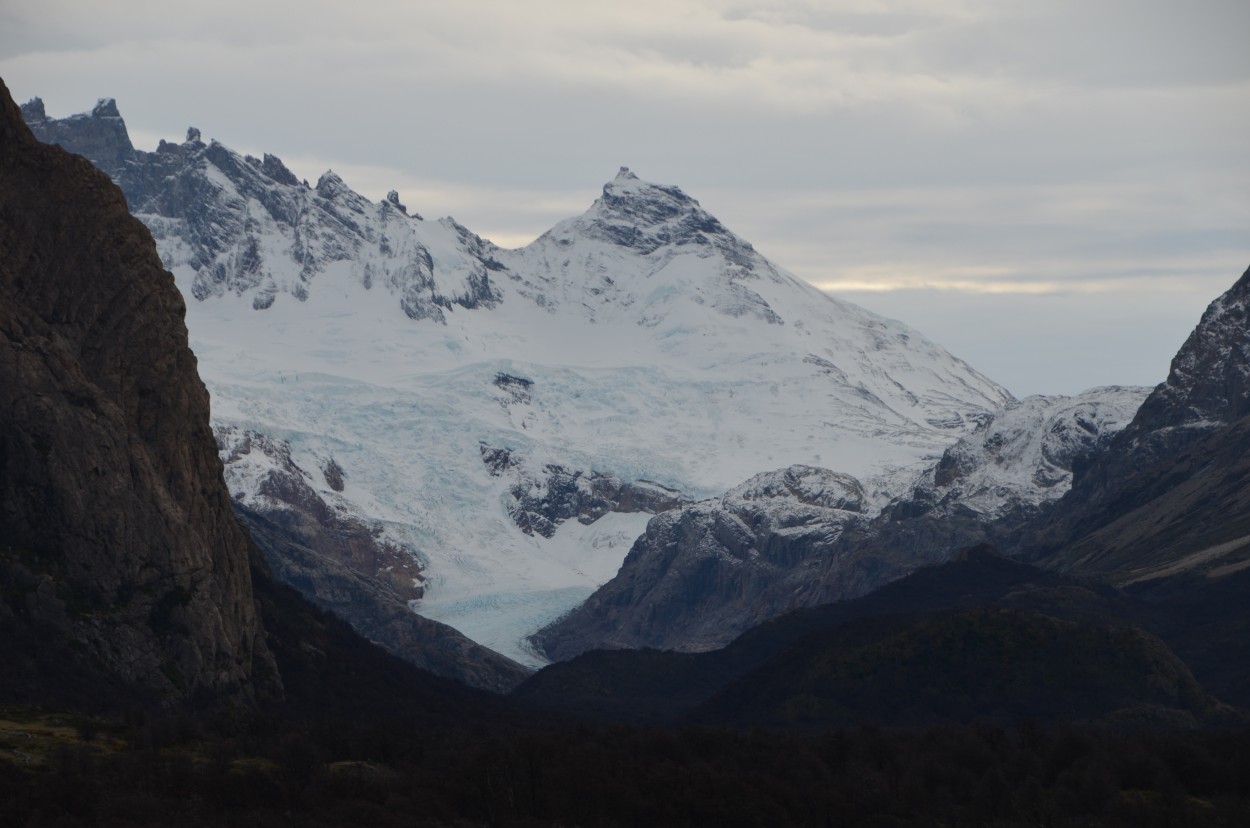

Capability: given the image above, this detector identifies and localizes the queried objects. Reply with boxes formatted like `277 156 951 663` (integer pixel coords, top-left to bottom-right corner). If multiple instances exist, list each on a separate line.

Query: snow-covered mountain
25 97 1014 665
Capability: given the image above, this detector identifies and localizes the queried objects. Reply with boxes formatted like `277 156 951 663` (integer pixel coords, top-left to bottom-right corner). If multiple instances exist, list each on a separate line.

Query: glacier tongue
24 98 1015 667
416 512 655 664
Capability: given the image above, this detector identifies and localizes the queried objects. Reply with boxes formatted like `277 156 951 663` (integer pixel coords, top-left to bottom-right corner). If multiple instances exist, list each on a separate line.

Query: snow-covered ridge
921 386 1152 520
25 98 1015 665
533 388 1150 659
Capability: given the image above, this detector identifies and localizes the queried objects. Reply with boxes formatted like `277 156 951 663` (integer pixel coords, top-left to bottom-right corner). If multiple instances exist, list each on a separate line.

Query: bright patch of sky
2 0 1247 396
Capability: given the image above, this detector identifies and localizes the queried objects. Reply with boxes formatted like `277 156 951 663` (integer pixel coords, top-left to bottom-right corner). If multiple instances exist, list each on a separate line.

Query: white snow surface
145 156 1013 666
918 386 1151 518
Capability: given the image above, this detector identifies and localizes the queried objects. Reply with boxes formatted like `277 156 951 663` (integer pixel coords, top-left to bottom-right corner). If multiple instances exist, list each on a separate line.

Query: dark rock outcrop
0 79 272 705
1038 412 1250 585
482 444 686 539
1034 265 1250 581
19 96 135 173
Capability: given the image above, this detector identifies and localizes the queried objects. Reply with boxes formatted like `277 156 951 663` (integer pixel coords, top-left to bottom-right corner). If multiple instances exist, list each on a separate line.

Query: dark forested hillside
520 542 1250 731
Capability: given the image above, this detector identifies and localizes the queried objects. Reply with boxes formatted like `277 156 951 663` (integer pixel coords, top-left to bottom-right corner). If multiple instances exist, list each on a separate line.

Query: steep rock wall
0 78 271 704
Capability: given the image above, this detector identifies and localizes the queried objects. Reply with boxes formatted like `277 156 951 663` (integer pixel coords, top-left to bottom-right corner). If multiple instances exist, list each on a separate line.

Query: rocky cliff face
1035 265 1250 581
1068 266 1250 510
19 96 134 172
1133 265 1250 431
236 504 529 693
0 80 272 704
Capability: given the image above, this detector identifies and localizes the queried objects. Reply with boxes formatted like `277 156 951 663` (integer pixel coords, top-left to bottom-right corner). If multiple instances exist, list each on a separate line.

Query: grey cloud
911 0 1250 88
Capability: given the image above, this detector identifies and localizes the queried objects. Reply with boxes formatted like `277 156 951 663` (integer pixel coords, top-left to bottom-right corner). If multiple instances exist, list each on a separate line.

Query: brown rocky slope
0 78 272 705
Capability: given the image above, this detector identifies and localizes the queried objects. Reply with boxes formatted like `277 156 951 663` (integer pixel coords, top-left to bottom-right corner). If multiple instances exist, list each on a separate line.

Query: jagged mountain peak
22 94 134 171
19 96 45 121
563 167 742 258
386 188 409 214
92 97 121 118
314 168 349 197
262 152 300 186
1142 263 1250 430
21 95 120 122
509 167 780 329
23 98 501 320
1030 263 1250 577
598 165 696 209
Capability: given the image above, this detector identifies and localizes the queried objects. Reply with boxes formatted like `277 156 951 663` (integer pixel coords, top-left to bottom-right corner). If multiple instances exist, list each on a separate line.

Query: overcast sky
3 0 1247 397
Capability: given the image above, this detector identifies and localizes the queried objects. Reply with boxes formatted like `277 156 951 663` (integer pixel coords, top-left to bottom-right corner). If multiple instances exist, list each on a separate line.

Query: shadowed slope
0 78 270 705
